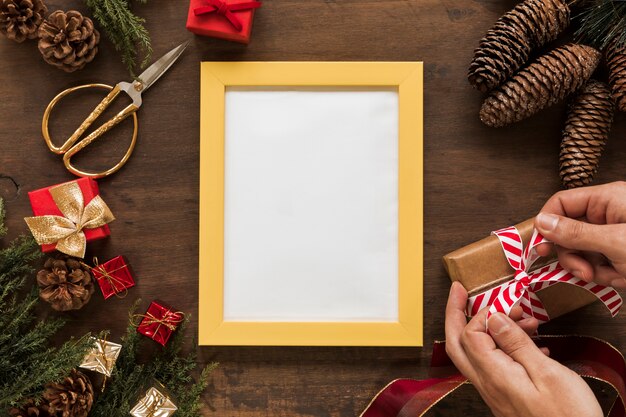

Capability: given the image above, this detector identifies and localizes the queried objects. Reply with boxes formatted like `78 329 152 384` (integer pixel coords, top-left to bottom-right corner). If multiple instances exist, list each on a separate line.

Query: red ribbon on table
466 226 622 324
361 336 626 417
194 0 262 31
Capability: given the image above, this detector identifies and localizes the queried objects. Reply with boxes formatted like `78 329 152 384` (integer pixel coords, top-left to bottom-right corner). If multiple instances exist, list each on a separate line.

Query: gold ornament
79 337 122 377
130 385 178 417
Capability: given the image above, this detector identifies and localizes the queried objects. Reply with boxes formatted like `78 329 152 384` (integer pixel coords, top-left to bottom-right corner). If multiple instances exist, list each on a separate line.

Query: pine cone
42 369 94 417
9 399 50 417
0 0 47 43
468 0 570 92
560 80 614 189
606 39 626 112
37 10 99 73
480 44 601 128
37 255 94 311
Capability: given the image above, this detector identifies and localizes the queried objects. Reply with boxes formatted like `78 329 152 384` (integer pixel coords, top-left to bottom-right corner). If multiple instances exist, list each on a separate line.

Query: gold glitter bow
24 181 115 258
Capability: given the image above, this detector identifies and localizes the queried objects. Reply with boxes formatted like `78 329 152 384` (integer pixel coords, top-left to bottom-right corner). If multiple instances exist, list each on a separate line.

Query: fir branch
84 0 152 76
0 199 6 238
91 306 216 417
576 0 626 50
0 199 94 411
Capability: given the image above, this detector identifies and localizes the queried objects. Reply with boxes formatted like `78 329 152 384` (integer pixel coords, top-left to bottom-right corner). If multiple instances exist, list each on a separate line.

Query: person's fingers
555 246 594 282
460 306 503 373
487 313 550 382
516 317 539 337
585 252 626 287
539 347 550 357
611 274 626 289
509 305 523 321
535 242 553 257
535 213 623 259
445 282 475 378
538 185 603 220
556 248 626 287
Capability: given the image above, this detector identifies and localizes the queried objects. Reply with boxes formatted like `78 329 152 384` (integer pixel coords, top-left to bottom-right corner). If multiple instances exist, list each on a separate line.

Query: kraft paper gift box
442 218 598 320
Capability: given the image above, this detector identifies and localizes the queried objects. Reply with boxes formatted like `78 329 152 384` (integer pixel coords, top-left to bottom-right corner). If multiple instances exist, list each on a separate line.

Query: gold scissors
42 42 189 178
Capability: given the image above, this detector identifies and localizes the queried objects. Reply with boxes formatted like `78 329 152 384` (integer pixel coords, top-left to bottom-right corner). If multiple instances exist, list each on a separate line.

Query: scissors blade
136 41 189 92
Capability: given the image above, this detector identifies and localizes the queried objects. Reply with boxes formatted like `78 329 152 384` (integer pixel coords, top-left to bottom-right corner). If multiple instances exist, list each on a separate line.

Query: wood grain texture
2 0 626 415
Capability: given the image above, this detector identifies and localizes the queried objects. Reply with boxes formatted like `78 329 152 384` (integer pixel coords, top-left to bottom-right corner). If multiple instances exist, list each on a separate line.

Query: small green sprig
0 199 94 410
90 302 217 417
85 0 153 76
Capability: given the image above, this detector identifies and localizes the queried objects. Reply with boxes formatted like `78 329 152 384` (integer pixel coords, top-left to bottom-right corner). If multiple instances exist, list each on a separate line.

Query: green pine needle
85 0 153 76
90 303 216 417
0 198 94 411
576 0 626 50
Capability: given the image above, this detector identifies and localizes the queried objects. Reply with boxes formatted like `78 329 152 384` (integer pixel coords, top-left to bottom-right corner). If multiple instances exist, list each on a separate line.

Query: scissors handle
41 83 139 178
63 103 139 178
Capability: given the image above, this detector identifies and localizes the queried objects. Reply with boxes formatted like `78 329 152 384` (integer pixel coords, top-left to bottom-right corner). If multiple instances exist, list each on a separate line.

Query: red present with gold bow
136 301 184 346
91 256 135 300
24 178 114 258
186 0 261 44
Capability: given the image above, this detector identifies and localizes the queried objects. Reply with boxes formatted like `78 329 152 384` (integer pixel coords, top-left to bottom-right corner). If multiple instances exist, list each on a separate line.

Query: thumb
535 213 618 256
488 313 547 377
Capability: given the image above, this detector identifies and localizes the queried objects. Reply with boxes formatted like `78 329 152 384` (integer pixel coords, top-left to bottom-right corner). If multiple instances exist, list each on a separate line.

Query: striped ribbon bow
466 226 622 323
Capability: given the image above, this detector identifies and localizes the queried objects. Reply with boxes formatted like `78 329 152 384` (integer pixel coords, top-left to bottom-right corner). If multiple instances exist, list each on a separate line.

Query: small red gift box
92 256 135 299
137 301 184 346
27 178 111 254
186 0 261 44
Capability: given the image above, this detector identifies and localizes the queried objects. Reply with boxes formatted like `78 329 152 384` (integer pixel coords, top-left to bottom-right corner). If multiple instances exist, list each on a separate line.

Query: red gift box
28 178 111 254
92 256 135 300
186 0 261 44
137 301 184 346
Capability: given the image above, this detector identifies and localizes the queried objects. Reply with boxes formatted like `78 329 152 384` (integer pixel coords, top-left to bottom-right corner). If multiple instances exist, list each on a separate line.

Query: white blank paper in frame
223 88 399 322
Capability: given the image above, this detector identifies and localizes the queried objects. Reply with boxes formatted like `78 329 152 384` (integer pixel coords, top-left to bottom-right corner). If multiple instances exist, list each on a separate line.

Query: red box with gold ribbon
24 178 114 258
92 256 135 300
136 301 184 346
186 0 261 44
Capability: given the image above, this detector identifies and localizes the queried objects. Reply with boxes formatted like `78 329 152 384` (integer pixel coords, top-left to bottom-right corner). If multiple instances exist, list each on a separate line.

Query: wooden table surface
2 0 626 415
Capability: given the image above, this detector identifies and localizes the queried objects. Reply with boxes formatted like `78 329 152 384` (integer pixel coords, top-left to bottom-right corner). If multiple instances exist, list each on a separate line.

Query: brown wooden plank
2 0 625 415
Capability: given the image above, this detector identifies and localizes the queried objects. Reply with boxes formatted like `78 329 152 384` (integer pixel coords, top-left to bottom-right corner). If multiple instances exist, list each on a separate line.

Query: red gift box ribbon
360 336 626 417
194 0 261 31
134 303 185 346
87 257 133 298
466 226 622 325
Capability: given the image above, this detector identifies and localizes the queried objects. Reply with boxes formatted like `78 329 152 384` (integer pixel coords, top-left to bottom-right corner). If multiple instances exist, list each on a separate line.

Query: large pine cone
480 44 601 128
560 80 614 189
37 255 94 311
0 0 47 42
37 10 99 72
468 0 570 92
42 369 94 417
606 39 626 112
9 399 50 417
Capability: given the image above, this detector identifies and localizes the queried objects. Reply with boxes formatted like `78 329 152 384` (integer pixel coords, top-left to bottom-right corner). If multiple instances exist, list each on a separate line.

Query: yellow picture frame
199 62 423 346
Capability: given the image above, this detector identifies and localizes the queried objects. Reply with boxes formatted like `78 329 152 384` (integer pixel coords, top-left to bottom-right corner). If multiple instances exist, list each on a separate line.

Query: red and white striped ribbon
466 226 622 323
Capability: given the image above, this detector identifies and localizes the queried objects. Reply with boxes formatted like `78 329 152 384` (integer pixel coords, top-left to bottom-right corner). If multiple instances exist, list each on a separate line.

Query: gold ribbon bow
24 181 115 258
132 310 185 332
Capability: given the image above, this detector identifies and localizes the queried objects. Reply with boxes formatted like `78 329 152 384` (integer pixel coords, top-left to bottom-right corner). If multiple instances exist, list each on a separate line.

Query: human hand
534 182 626 289
445 281 602 417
